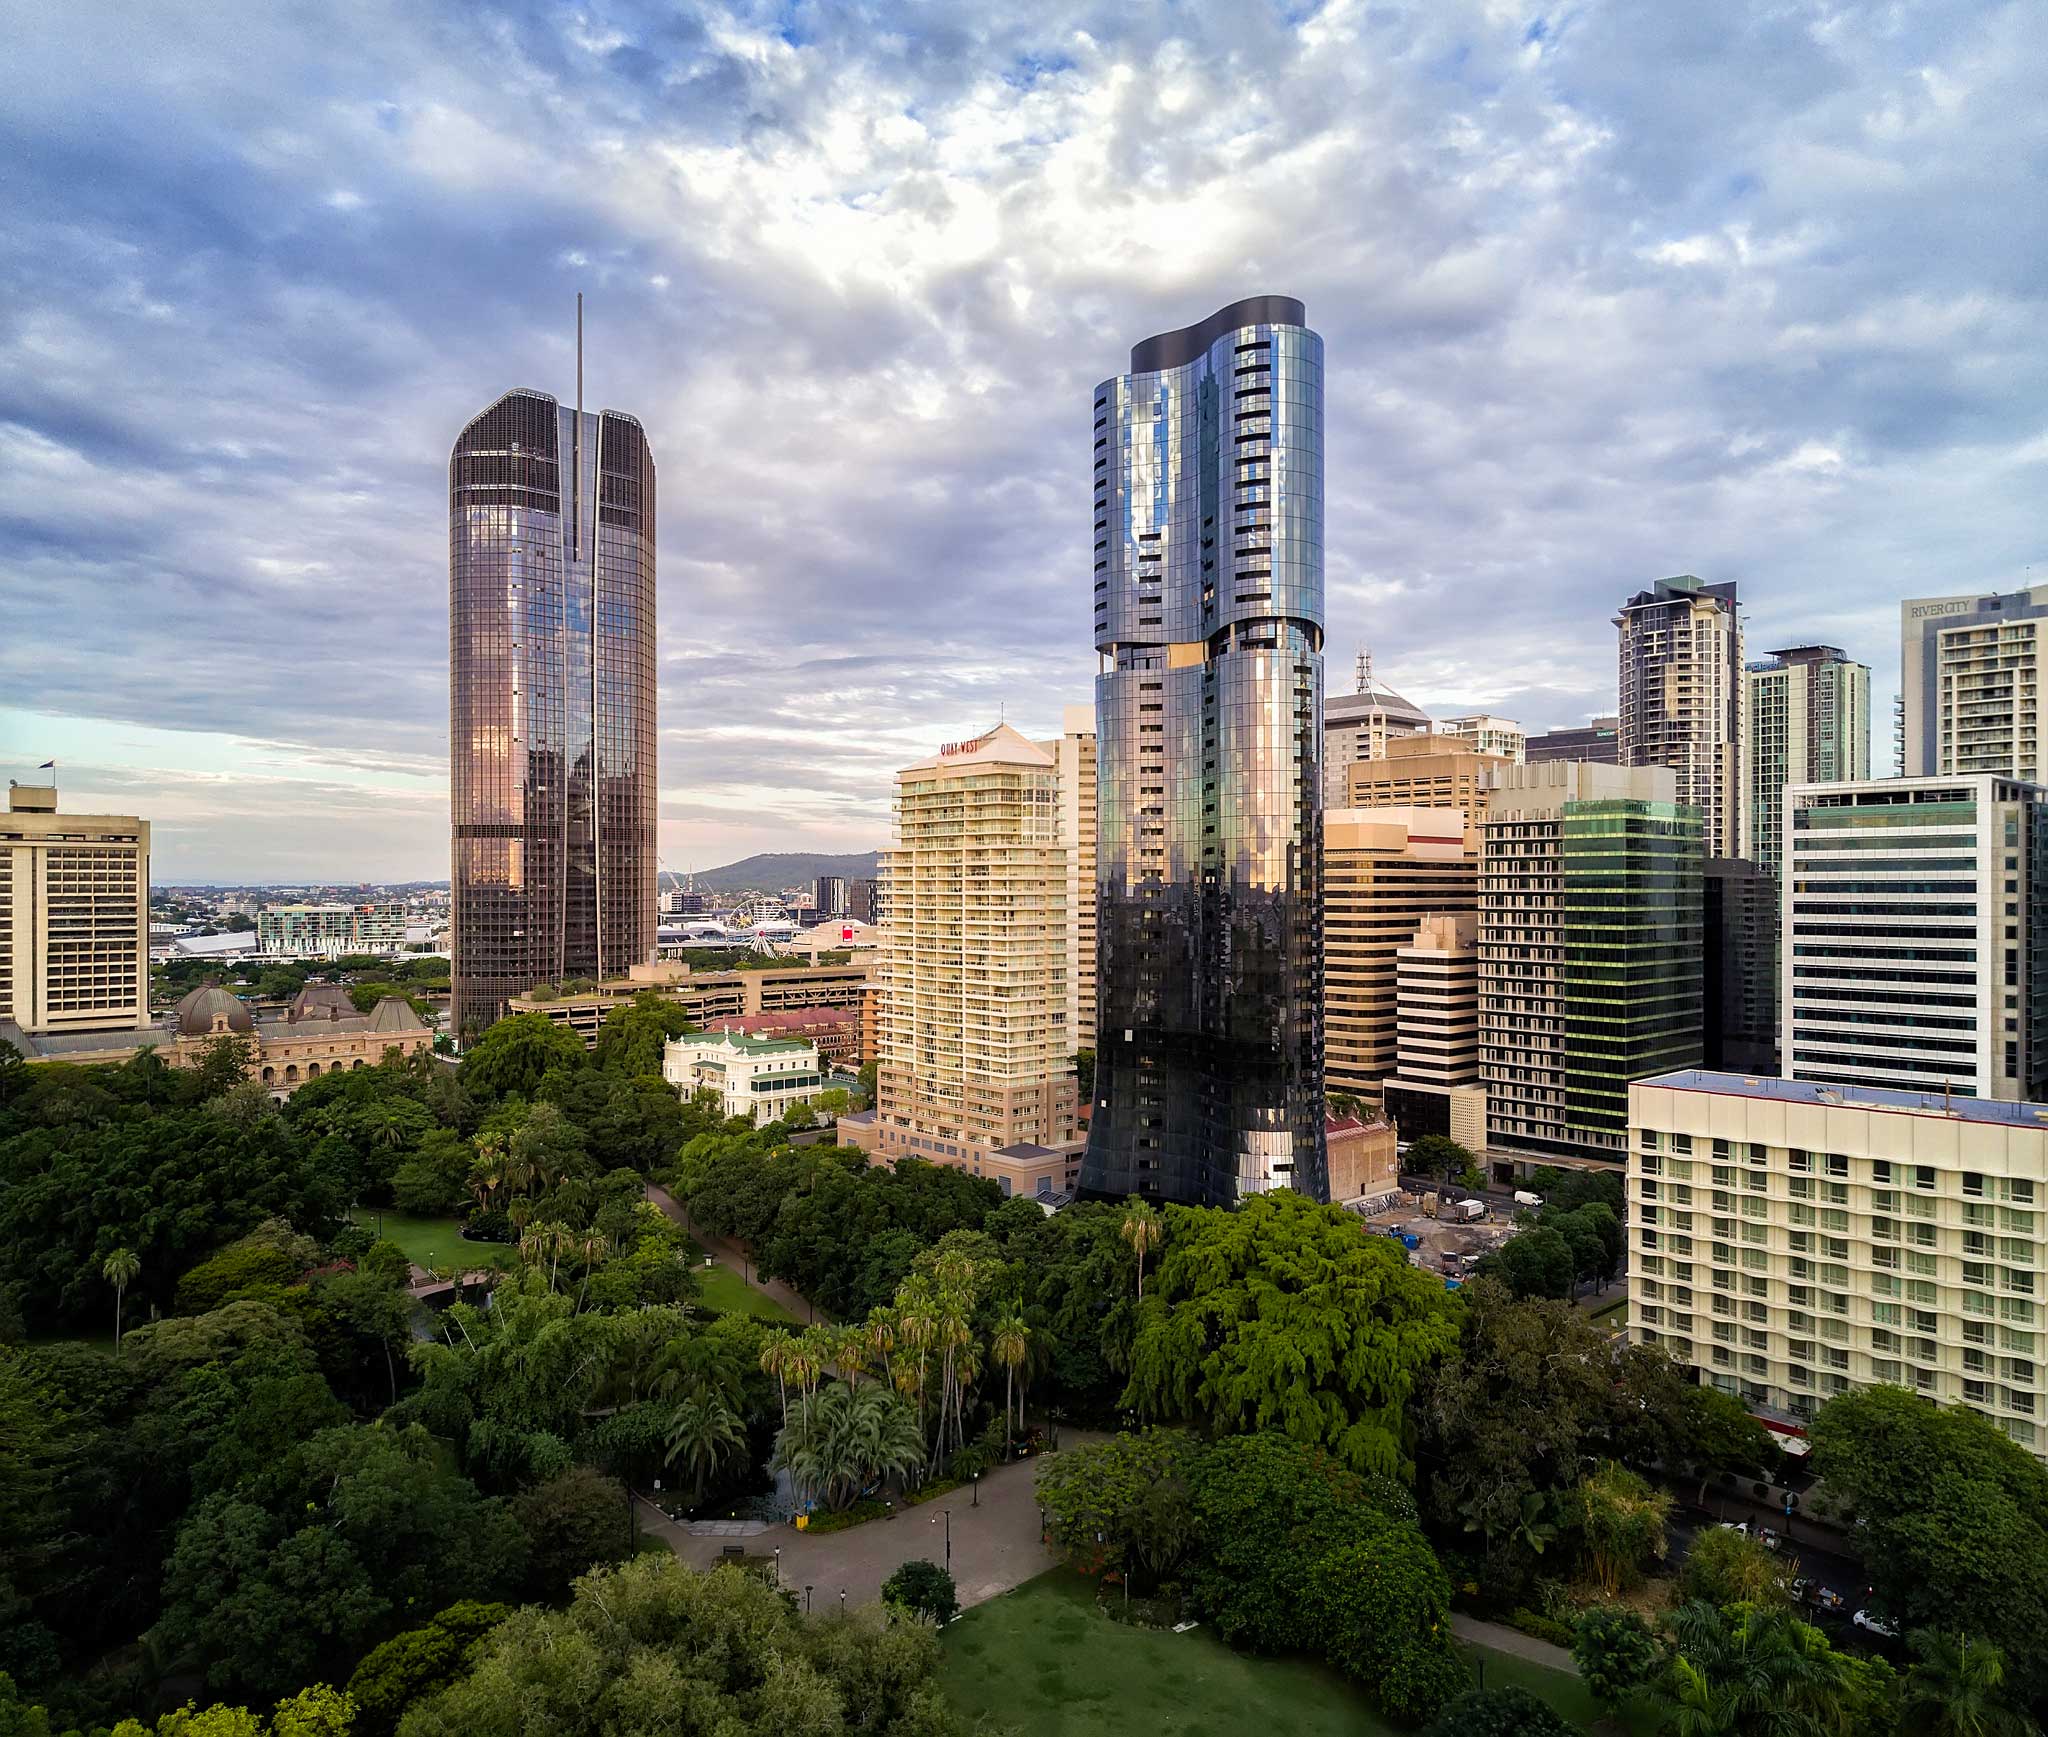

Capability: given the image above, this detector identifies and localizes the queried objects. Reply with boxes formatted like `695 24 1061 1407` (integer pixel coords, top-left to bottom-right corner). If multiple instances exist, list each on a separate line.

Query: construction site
1351 1189 1522 1285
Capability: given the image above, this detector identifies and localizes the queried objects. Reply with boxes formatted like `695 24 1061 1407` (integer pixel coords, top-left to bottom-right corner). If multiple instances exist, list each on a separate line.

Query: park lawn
940 1572 1633 1737
691 1253 798 1323
940 1571 1382 1737
351 1209 515 1273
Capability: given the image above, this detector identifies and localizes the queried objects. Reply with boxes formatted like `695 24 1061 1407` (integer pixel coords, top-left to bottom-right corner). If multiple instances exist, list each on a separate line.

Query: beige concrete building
1382 915 1489 1152
0 781 150 1040
507 958 872 1045
1323 665 1434 806
1324 807 1479 1102
1631 1070 2048 1457
1044 704 1098 1051
1347 733 1514 816
1328 1113 1400 1208
850 724 1079 1168
1438 715 1527 763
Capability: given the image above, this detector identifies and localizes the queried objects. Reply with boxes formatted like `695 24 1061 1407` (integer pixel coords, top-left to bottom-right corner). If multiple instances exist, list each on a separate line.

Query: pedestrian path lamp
933 1507 952 1573
773 1547 781 1588
972 1472 980 1508
805 1584 813 1614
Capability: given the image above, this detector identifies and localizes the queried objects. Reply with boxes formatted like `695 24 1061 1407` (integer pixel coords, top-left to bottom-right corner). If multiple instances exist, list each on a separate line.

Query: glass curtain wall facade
1082 295 1327 1207
1560 798 1704 1145
450 388 657 1039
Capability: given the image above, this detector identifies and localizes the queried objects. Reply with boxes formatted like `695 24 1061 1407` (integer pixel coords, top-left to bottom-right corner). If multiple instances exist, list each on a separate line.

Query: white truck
1513 1189 1545 1210
1449 1198 1485 1222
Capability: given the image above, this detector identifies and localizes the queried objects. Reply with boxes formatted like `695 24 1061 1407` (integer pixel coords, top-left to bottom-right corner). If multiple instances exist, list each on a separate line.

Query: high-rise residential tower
1617 577 1744 860
1083 296 1327 1207
1044 704 1099 1052
858 724 1079 1165
449 374 658 1040
1900 588 2048 780
1744 644 1870 872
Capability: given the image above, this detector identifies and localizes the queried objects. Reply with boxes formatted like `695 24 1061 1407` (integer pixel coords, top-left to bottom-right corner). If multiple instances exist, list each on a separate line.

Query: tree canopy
1122 1191 1460 1477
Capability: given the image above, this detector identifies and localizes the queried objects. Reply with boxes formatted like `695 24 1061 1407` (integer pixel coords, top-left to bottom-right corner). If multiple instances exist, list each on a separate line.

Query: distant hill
670 851 883 895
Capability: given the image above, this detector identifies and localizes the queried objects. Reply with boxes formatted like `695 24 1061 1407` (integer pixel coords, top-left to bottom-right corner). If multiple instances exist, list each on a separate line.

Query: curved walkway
644 1181 830 1324
1449 1612 1578 1673
641 1436 1107 1612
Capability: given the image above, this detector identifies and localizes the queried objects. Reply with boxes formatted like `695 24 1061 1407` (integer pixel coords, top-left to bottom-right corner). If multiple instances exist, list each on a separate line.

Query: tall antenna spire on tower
1356 644 1371 696
576 291 583 419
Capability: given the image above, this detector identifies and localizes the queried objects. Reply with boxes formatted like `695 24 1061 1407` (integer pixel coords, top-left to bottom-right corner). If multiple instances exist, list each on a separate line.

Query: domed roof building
174 982 255 1036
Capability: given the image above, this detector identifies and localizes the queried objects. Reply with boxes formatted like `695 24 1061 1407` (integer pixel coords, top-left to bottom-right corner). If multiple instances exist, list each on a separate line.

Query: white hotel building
1630 1070 2048 1456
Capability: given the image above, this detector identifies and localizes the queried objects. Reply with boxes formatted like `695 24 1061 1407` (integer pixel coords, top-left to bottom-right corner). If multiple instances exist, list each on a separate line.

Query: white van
1513 1189 1545 1209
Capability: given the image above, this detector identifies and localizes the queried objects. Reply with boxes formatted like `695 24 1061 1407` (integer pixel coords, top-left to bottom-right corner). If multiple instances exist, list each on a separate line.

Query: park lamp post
972 1471 980 1508
932 1507 952 1573
773 1547 781 1588
805 1584 814 1614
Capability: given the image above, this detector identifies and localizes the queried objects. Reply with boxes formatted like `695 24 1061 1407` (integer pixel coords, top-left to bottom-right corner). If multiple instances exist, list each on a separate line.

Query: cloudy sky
3 1 2043 882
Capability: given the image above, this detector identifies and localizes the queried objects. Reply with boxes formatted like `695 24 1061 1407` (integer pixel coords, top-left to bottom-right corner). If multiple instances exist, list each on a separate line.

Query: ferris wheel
726 894 787 932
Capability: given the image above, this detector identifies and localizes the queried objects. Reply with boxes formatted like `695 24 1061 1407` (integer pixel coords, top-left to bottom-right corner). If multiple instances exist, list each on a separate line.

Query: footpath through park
643 1181 830 1325
638 1437 1105 1612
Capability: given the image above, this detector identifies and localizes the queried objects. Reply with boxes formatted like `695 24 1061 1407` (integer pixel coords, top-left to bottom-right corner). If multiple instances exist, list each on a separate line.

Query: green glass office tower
1561 797 1704 1145
1481 762 1704 1161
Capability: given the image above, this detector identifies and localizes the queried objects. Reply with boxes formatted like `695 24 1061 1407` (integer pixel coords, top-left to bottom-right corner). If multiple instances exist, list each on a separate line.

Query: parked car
1854 1608 1898 1638
1791 1578 1845 1612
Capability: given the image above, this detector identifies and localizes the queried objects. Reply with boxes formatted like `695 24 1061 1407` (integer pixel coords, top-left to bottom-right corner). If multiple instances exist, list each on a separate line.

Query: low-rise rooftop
1642 1069 2048 1130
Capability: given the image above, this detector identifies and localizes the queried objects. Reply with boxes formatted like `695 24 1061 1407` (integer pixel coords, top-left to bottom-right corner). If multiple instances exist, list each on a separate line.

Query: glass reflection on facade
1081 296 1328 1207
449 389 657 1039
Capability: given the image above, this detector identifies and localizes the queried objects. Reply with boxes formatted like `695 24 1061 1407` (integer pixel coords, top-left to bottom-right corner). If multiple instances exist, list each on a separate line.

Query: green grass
681 1244 798 1322
940 1571 1382 1736
351 1209 515 1273
939 1572 1630 1737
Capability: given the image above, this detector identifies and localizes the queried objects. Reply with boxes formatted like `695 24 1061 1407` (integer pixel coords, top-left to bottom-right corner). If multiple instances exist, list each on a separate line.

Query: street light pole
805 1584 814 1614
932 1507 951 1573
774 1547 781 1589
972 1472 980 1508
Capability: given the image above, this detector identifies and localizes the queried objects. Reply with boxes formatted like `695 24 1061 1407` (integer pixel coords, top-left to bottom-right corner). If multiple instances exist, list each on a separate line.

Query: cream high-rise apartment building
1631 1069 2048 1457
861 724 1078 1165
0 782 151 1039
1617 576 1745 861
1043 704 1097 1051
1324 806 1479 1102
1382 913 1490 1152
1901 588 2048 780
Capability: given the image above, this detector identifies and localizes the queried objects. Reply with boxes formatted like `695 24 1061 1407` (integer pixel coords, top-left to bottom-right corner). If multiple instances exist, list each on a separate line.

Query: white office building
1782 775 2048 1102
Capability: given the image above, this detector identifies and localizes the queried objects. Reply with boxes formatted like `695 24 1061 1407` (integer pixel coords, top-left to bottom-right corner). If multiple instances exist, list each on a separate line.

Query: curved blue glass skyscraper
1081 296 1328 1207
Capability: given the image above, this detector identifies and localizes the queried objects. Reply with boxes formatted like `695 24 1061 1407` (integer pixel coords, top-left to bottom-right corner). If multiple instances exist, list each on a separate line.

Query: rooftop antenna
1356 645 1371 695
576 291 583 423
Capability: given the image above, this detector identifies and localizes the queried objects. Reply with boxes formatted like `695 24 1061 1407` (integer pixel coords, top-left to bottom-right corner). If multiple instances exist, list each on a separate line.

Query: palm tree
663 1397 746 1507
1120 1199 1163 1300
990 1312 1030 1454
758 1329 796 1429
863 1306 898 1389
1902 1630 2037 1737
771 1382 927 1511
574 1230 609 1310
102 1247 140 1348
